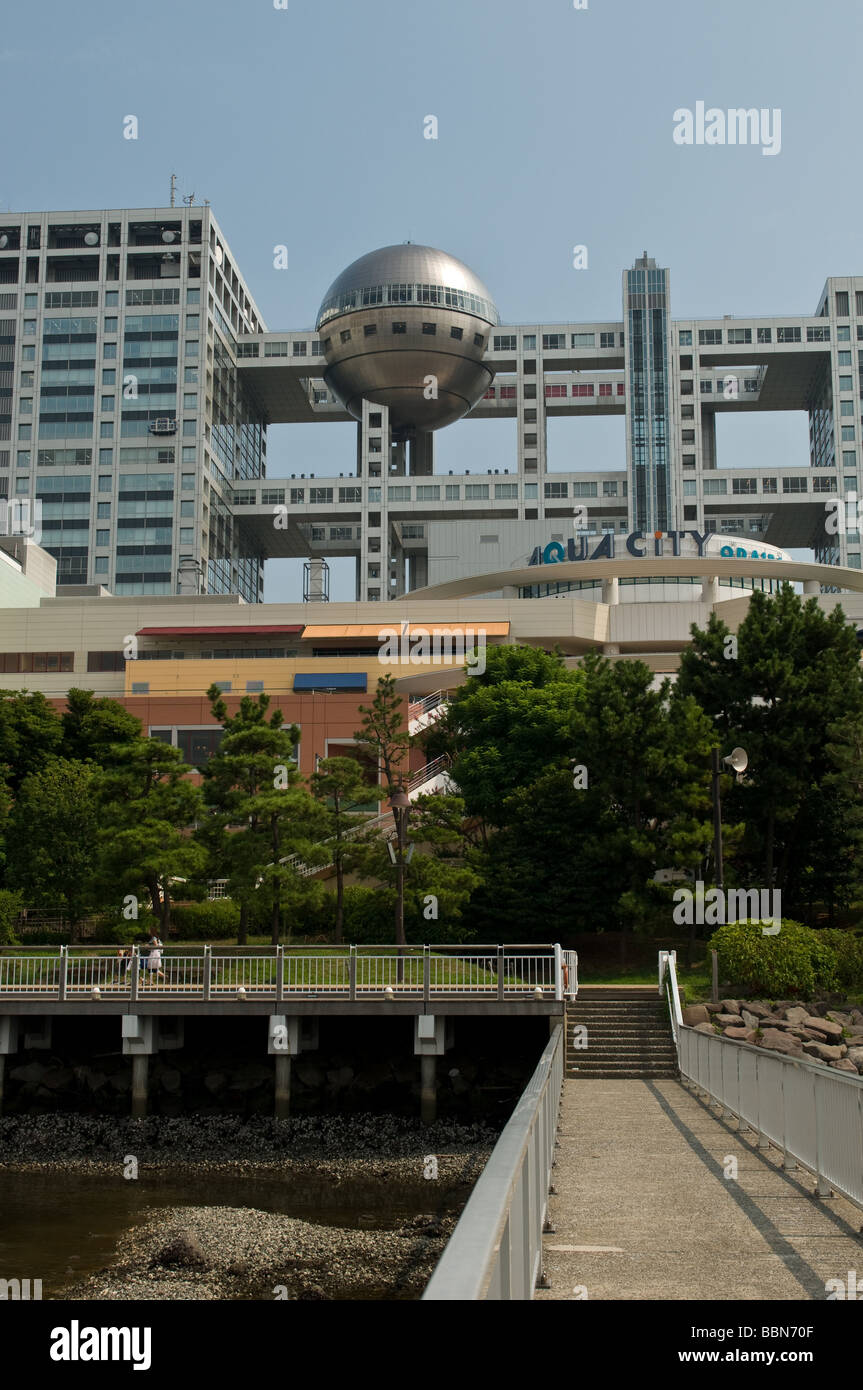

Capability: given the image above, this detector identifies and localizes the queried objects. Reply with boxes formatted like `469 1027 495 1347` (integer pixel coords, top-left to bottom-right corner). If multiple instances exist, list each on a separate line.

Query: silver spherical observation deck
316 244 500 434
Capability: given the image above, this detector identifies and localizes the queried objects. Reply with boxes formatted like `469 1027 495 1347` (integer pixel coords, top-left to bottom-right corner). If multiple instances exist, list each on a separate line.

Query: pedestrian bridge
0 944 575 1121
424 951 863 1301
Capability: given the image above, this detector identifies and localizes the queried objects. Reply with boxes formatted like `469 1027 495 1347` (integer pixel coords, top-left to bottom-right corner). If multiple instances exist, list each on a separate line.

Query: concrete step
565 1070 679 1079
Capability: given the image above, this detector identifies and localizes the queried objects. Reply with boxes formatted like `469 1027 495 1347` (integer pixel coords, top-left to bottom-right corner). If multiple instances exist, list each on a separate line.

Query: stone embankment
682 998 863 1073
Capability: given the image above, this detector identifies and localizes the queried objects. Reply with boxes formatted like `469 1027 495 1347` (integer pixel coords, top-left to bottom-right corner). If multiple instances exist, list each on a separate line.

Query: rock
741 1009 759 1030
789 1028 825 1042
756 1028 803 1058
228 1064 272 1092
704 1003 723 1014
783 1006 809 1026
41 1068 76 1092
295 1062 326 1089
108 1072 131 1092
802 1041 845 1063
826 1010 853 1027
746 1001 774 1018
75 1066 108 1093
829 1059 858 1073
353 1062 393 1092
159 1069 182 1094
715 1013 742 1027
845 1047 863 1071
682 1004 709 1026
692 1022 717 1034
326 1067 354 1091
155 1231 208 1269
723 1026 756 1042
850 1008 863 1024
203 1072 227 1095
720 999 741 1016
9 1062 48 1084
802 1016 844 1039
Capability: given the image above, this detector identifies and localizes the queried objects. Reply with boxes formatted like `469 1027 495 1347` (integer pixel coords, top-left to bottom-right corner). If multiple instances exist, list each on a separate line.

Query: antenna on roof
170 174 177 208
183 193 195 207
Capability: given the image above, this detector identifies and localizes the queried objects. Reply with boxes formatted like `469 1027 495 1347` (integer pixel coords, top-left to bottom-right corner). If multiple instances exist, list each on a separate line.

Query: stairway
565 987 679 1079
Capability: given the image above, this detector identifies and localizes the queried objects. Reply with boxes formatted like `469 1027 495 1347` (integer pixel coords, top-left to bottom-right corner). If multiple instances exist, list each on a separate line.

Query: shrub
815 929 863 992
708 919 838 997
168 900 240 940
0 890 21 945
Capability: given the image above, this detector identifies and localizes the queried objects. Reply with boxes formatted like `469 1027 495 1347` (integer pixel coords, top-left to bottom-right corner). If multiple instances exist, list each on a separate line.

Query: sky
2 0 859 600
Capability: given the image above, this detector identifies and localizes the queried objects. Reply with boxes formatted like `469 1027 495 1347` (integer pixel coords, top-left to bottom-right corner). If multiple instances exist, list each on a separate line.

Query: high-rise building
1 210 860 603
0 205 268 601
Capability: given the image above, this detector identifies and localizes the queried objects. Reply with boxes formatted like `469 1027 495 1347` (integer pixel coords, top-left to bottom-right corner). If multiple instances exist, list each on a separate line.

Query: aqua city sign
528 531 785 566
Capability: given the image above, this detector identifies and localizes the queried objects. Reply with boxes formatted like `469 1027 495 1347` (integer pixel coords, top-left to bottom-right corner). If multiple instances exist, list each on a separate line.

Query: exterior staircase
565 986 679 1079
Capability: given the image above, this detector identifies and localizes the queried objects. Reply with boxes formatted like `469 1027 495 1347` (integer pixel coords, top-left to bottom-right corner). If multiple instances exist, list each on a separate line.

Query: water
0 1170 463 1299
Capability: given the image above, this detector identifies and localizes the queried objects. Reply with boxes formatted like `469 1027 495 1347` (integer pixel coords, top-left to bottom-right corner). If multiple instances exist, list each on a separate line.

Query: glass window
97 502 111 518
100 422 113 438
96 529 109 545
180 500 194 517
103 342 117 359
183 393 197 409
837 325 851 341
524 483 538 498
445 485 460 500
180 527 194 543
176 728 224 765
683 480 696 495
186 314 200 331
522 335 536 350
98 475 112 491
181 473 195 489
678 330 692 345
762 478 778 493
465 484 489 499
23 320 36 335
104 317 118 332
95 557 108 573
101 395 114 411
450 326 463 340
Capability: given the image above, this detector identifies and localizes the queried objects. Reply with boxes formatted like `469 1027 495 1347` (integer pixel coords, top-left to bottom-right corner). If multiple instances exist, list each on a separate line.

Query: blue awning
293 672 368 692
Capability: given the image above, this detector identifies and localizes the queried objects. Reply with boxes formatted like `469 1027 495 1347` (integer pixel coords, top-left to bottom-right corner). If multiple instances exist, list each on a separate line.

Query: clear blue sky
2 0 858 599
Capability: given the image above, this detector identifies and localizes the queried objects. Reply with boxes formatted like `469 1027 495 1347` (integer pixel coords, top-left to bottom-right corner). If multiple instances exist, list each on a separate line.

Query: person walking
145 934 165 982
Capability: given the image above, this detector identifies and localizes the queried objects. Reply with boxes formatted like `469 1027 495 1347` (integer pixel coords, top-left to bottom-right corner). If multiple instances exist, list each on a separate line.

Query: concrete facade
2 213 862 606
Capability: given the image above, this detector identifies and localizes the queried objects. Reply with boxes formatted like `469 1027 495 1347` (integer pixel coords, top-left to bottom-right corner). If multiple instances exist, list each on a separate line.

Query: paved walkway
536 1078 863 1301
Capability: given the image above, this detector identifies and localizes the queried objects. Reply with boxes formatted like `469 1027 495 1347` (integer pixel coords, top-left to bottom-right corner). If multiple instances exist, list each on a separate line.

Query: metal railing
562 949 578 998
423 1025 564 1300
0 944 569 1003
659 950 863 1213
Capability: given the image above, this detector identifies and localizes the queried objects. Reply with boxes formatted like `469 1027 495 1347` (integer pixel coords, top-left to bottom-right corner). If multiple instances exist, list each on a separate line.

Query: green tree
0 691 62 794
354 674 411 795
310 756 376 943
677 585 863 906
61 688 143 766
6 759 99 939
95 737 207 934
200 686 328 944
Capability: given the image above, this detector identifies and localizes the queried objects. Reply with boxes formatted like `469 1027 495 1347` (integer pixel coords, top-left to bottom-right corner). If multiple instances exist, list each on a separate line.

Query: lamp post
711 746 748 891
389 785 411 983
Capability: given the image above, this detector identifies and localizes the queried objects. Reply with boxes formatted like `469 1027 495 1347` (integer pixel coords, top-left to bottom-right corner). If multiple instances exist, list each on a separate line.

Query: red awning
135 625 305 637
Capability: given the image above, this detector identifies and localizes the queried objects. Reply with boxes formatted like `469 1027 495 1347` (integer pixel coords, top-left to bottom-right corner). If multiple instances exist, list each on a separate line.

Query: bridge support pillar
131 1056 149 1119
122 1016 156 1118
414 1015 448 1126
268 1015 308 1119
701 575 720 603
0 1017 20 1115
274 1055 291 1120
420 1055 436 1126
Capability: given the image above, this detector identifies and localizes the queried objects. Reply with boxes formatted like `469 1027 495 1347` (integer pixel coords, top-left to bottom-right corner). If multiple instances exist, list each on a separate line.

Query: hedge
708 919 839 997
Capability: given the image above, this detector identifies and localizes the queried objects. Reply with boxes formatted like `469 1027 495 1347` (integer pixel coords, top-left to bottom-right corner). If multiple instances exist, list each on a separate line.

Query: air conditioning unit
149 418 177 435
